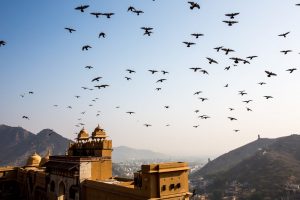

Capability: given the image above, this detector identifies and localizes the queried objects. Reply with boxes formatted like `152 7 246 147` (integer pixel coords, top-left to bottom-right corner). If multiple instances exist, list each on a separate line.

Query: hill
193 134 300 199
112 146 170 163
0 125 71 166
193 137 276 177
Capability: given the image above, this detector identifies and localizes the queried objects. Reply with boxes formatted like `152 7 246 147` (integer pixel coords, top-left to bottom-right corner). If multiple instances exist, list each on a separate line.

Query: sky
1 0 300 158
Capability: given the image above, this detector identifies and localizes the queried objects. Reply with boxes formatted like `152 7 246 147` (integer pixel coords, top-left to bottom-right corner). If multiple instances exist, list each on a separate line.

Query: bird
67 106 72 109
265 71 277 77
144 124 152 127
246 56 258 60
214 46 223 52
53 105 58 107
149 69 158 74
233 129 240 132
90 12 101 18
225 12 240 19
200 69 209 75
75 5 89 12
193 125 199 128
239 90 247 96
99 32 106 38
280 50 292 55
144 30 153 36
28 91 34 94
0 40 6 46
141 27 153 32
188 1 200 9
230 57 244 64
286 68 297 73
128 6 136 12
164 106 169 109
82 45 92 51
102 13 114 18
156 79 167 83
190 67 201 72
206 57 218 64
75 95 80 98
126 111 135 115
22 116 29 120
183 42 195 47
278 32 290 38
242 59 250 64
199 115 210 119
92 77 102 82
264 95 273 99
156 88 162 91
222 48 234 55
224 66 230 71
243 100 253 103
199 97 208 102
228 117 237 121
258 82 266 85
133 10 144 15
65 28 76 33
85 66 93 69
223 20 238 26
126 69 136 74
246 107 252 111
224 84 229 88
195 110 199 113
125 77 132 81
229 108 234 111
94 84 109 89
191 33 204 38
194 91 202 95
161 70 169 75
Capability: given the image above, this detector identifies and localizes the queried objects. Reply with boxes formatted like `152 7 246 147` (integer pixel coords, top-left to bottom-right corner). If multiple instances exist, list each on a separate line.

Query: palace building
0 125 191 200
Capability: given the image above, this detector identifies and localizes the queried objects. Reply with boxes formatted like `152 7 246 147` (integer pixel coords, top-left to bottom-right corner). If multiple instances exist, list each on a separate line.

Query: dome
40 150 51 166
77 127 89 140
26 152 41 167
92 124 107 139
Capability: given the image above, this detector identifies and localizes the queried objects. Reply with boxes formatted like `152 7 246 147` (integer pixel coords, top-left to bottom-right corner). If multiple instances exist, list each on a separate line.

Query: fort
0 125 190 200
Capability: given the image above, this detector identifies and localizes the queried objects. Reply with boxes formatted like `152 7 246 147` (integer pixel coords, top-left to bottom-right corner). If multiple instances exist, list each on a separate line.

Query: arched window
69 186 77 199
58 181 65 200
50 181 55 192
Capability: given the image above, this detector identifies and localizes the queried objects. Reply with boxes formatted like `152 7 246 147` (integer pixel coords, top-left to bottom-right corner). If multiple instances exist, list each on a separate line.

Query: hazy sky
1 0 300 157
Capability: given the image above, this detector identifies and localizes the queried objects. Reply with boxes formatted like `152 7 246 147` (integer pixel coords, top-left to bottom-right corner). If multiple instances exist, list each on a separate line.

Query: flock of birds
2 1 300 135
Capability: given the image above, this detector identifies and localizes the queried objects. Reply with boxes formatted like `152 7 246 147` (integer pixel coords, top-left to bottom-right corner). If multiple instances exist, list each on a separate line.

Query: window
161 185 166 191
176 183 181 189
169 184 175 190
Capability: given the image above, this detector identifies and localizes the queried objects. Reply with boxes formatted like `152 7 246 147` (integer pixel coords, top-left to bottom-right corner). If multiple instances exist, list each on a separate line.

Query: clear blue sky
1 0 300 157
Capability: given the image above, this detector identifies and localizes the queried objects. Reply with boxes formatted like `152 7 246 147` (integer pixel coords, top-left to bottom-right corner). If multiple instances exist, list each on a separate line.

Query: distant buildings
0 125 191 200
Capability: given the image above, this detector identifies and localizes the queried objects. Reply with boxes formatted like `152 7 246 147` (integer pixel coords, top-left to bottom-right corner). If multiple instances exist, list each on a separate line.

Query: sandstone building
0 125 190 200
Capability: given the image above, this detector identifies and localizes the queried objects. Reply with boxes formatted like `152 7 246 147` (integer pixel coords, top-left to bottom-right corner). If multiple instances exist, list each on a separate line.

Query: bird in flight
102 13 114 18
164 106 169 109
264 95 273 99
278 31 290 38
141 27 153 36
75 5 89 12
230 57 244 64
190 67 201 72
191 33 204 38
188 1 200 10
144 124 152 127
133 10 144 15
99 32 106 38
224 66 230 71
149 69 158 74
22 116 29 120
286 68 297 73
223 20 238 26
75 95 80 98
126 69 136 74
126 111 135 115
156 79 166 83
65 28 76 33
90 12 101 18
85 66 93 69
193 125 199 128
224 84 229 87
28 91 34 94
246 56 258 60
233 129 240 133
225 12 240 19
258 82 266 85
125 77 132 81
156 87 162 91
243 100 253 103
92 77 102 82
199 97 208 102
94 84 109 89
128 6 136 12
199 115 210 119
82 45 92 51
280 50 292 55
67 106 72 109
228 117 237 121
161 70 169 75
238 90 247 96
214 46 223 52
200 69 209 75
246 107 252 111
206 57 218 64
229 108 234 111
194 91 202 95
222 48 234 55
265 70 277 77
183 42 195 47
0 40 6 46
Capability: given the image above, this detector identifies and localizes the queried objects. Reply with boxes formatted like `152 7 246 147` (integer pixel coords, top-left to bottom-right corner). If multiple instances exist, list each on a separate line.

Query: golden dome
26 152 41 167
40 150 51 166
92 124 107 139
77 127 89 140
